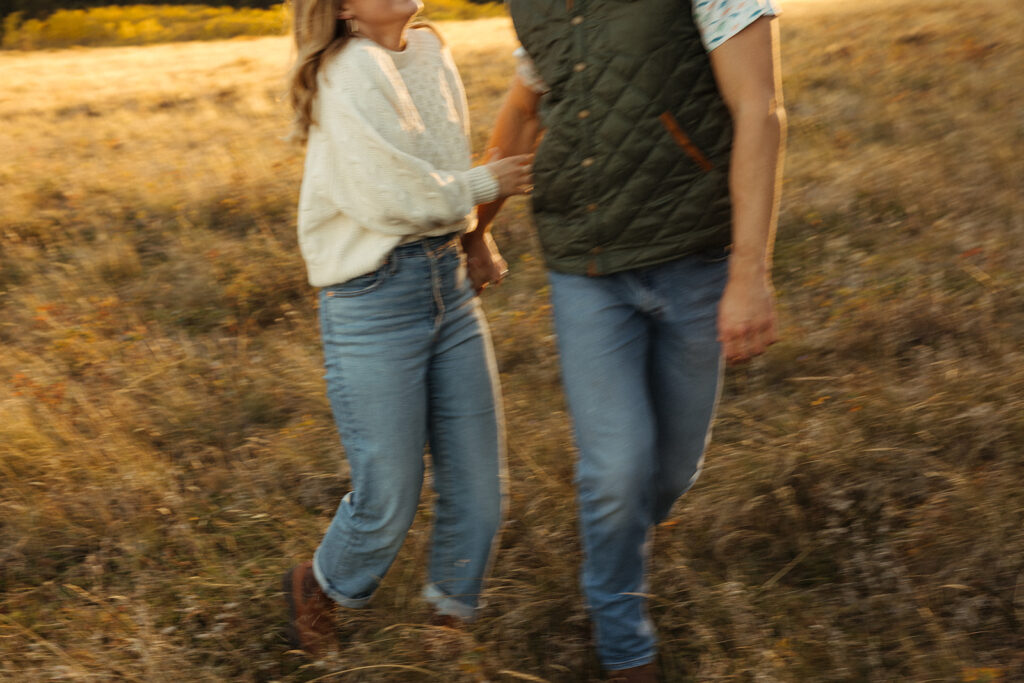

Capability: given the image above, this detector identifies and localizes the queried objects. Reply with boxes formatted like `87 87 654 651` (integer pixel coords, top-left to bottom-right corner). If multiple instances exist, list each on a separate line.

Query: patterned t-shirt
516 0 781 93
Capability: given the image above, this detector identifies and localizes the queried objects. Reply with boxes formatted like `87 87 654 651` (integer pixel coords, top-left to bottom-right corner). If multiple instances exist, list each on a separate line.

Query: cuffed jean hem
604 652 657 672
423 583 477 622
312 547 373 609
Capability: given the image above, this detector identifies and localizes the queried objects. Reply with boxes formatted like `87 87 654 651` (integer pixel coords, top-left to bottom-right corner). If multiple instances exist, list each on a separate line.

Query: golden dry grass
1 2 1022 681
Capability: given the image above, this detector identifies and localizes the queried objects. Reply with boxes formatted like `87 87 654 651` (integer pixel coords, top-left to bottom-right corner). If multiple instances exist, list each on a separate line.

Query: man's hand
709 15 786 365
462 229 508 295
717 256 777 364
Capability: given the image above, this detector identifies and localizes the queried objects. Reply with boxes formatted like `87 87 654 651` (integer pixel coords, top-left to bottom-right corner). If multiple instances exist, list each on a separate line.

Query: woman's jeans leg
423 245 506 619
313 236 505 620
548 252 727 671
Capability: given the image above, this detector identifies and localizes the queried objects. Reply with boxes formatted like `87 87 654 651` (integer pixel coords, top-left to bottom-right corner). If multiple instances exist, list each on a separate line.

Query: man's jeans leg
648 255 728 523
548 253 727 670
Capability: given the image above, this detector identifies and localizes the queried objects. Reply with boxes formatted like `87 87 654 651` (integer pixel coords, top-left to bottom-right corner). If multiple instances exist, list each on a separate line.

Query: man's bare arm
462 76 543 292
473 77 544 234
709 16 787 363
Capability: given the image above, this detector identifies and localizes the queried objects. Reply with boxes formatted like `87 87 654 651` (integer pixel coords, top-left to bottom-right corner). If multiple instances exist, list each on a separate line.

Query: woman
281 0 531 654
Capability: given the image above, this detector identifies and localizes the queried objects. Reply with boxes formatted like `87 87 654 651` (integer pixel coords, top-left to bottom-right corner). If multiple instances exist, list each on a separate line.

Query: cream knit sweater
297 28 499 288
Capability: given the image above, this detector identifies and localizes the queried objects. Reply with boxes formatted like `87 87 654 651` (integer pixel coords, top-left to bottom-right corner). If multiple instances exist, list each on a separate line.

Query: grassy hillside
1 1 1021 680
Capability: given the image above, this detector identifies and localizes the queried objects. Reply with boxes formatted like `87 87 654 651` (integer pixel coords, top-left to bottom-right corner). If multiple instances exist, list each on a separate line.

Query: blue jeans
548 251 728 670
313 234 506 621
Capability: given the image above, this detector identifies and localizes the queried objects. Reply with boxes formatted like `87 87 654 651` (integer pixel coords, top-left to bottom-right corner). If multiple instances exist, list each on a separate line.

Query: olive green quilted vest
509 0 734 275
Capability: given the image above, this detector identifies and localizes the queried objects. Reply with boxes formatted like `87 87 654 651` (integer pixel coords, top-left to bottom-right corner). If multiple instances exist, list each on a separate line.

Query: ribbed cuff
465 165 500 205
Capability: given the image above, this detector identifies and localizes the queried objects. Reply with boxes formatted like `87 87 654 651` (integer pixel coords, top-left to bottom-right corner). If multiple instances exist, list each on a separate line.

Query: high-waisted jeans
548 250 729 669
312 233 506 621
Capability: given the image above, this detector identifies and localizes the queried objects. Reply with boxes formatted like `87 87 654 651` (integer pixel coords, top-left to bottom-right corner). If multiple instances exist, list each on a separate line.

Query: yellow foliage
421 0 506 21
1 4 291 49
0 2 505 50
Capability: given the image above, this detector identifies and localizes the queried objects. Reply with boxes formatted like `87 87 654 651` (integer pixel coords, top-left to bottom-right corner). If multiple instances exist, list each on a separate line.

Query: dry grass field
1 1 1022 680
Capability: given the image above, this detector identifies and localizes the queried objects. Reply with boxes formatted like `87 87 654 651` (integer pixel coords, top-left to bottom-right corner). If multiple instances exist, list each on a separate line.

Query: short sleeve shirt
515 0 781 93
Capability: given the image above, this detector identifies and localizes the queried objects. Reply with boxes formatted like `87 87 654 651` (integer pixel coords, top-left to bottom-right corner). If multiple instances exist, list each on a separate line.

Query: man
468 1 786 680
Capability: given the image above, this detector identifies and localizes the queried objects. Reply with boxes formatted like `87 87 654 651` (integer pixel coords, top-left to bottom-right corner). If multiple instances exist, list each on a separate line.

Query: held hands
462 229 508 294
462 148 528 295
717 255 778 364
484 148 533 198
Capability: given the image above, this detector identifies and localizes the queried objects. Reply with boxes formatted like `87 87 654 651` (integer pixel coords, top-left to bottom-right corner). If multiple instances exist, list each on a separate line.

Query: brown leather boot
282 560 334 655
424 611 469 659
605 662 658 683
428 612 465 629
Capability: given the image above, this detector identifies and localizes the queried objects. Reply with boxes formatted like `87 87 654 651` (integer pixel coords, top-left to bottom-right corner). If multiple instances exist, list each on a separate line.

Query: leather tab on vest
659 112 714 172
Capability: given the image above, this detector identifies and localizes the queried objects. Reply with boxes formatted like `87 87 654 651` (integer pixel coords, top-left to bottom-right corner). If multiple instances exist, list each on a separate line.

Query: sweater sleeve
315 65 499 237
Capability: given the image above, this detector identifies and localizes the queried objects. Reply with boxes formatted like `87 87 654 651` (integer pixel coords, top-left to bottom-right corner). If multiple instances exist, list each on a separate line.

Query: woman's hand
462 229 508 294
484 148 533 198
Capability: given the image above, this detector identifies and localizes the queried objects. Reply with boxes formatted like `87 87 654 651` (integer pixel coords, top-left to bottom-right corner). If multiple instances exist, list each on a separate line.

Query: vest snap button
571 15 584 26
578 109 590 119
581 157 594 168
574 62 587 72
586 203 598 212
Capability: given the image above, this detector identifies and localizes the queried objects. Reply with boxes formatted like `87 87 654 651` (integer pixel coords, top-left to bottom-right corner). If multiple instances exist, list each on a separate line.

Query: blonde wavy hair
287 0 353 143
287 0 432 143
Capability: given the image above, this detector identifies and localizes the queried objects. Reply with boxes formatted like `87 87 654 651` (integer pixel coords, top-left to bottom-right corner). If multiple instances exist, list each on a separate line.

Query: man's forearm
708 16 786 280
728 103 786 277
708 16 785 362
473 80 543 235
